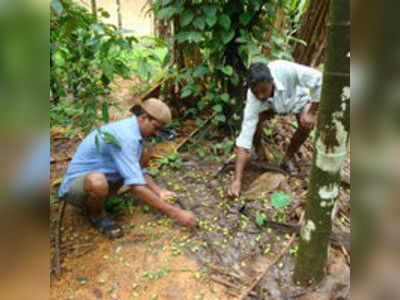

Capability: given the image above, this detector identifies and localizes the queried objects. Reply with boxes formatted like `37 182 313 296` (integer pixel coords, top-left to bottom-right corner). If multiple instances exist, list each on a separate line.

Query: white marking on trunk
300 220 316 242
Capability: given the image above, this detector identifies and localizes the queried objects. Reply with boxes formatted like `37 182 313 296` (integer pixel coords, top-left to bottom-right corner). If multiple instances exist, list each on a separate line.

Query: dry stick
174 112 217 153
206 264 245 282
237 212 305 300
211 275 257 298
237 234 297 300
50 157 72 164
54 200 67 276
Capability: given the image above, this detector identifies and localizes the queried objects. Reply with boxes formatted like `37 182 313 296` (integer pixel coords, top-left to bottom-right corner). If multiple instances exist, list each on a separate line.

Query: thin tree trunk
294 0 330 66
293 0 350 285
91 0 97 20
173 16 184 70
116 0 122 29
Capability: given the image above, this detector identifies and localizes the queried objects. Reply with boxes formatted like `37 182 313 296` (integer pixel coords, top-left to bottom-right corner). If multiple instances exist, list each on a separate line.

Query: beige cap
140 98 172 124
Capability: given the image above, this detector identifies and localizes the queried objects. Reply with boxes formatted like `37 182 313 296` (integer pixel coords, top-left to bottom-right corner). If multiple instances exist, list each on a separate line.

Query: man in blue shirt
59 98 197 239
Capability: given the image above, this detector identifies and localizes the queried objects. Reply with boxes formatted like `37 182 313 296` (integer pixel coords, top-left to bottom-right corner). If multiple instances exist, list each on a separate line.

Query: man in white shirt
227 60 322 197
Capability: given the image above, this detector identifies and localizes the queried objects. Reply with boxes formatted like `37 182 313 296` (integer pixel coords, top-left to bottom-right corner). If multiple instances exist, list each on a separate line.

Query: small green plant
158 151 182 169
271 192 291 208
271 191 291 223
256 212 267 226
105 195 134 215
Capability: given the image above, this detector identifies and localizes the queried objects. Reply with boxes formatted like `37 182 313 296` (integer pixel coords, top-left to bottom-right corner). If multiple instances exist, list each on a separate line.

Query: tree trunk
293 0 350 286
173 16 185 70
116 0 122 30
91 0 97 20
293 0 330 67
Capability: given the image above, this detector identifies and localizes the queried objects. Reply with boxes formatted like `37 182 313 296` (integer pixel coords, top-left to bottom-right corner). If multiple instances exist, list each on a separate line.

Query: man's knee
84 173 109 199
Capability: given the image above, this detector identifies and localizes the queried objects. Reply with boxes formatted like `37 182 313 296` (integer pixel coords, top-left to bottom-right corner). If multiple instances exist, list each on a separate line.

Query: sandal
88 215 124 239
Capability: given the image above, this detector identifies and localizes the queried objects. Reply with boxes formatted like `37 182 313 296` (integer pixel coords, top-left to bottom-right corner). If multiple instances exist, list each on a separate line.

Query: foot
89 215 124 239
227 179 242 198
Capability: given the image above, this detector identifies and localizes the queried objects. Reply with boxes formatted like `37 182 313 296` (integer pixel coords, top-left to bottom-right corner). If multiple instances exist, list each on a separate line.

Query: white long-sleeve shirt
236 60 322 150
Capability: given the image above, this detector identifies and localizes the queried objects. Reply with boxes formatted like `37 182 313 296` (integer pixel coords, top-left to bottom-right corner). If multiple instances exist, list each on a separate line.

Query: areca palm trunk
91 0 97 20
116 0 122 29
293 0 350 285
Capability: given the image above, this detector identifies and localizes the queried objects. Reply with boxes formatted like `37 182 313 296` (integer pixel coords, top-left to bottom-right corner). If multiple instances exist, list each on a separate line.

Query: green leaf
256 213 266 226
220 66 233 76
138 60 150 81
102 102 109 123
175 32 190 43
101 10 110 18
213 104 223 113
252 56 270 64
197 101 207 110
193 65 208 78
163 0 173 5
202 5 217 16
271 192 291 209
187 32 203 43
51 0 63 16
193 17 205 30
219 15 231 30
181 89 192 98
221 93 230 102
239 12 252 26
206 14 217 27
271 35 285 46
181 10 194 26
216 114 226 122
288 36 307 46
271 49 283 59
157 6 176 20
196 118 205 127
102 132 121 149
222 30 235 44
263 127 272 137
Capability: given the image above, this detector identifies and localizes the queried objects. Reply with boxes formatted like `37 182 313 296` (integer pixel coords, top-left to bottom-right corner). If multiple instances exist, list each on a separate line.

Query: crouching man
58 98 197 239
227 60 322 197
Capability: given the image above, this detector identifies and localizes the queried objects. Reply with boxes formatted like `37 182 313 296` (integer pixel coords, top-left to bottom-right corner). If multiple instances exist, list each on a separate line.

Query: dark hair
131 105 157 121
247 63 273 87
131 105 145 116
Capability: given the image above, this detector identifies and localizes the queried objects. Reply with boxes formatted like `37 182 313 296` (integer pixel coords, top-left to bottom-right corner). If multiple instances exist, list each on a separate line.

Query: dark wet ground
147 125 350 299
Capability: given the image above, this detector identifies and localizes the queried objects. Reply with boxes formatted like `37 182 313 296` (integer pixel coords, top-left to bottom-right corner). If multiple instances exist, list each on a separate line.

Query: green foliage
153 0 305 127
256 212 267 226
105 194 134 215
157 151 183 169
271 191 291 208
50 0 137 132
50 0 170 134
212 140 234 156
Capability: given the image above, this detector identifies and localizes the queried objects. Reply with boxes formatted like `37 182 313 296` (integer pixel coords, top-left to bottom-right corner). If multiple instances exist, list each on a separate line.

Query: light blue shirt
236 60 322 149
58 116 148 197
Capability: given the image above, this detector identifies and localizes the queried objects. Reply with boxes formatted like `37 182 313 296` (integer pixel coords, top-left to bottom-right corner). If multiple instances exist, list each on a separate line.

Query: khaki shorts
62 174 123 209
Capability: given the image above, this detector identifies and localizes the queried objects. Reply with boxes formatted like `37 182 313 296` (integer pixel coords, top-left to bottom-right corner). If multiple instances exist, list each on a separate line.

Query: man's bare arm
227 147 251 197
144 173 162 196
131 185 196 227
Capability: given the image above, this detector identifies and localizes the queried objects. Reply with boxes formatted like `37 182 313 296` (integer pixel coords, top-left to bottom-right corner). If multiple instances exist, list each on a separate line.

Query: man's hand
227 179 242 198
171 209 197 227
159 189 177 202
